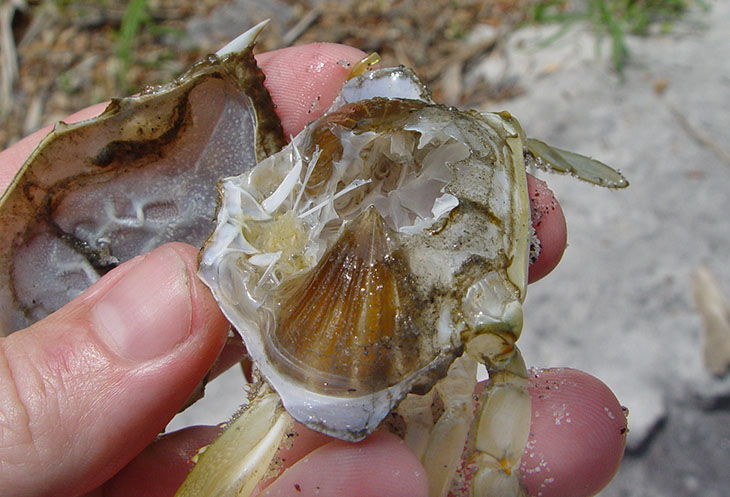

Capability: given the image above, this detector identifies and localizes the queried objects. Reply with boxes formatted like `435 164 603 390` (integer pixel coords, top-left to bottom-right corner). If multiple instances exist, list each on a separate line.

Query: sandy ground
170 2 730 495
500 3 730 495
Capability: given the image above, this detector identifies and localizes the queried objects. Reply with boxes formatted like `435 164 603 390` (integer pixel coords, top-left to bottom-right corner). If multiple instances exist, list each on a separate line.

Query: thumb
0 242 229 497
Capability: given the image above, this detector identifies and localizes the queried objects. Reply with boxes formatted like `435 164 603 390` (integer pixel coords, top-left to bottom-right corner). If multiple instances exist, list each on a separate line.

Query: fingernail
92 246 192 361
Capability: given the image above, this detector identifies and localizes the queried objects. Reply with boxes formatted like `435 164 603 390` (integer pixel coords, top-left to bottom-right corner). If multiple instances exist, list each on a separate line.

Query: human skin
0 43 626 497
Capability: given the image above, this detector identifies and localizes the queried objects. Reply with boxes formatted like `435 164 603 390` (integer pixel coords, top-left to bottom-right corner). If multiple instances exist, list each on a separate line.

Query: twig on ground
667 103 730 167
0 0 27 118
282 7 321 47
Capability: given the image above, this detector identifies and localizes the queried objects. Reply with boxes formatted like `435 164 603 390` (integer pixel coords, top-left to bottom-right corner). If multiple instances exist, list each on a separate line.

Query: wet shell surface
198 67 532 440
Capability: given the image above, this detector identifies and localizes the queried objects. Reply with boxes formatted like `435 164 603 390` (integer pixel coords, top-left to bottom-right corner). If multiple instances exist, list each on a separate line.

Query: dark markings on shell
90 91 193 168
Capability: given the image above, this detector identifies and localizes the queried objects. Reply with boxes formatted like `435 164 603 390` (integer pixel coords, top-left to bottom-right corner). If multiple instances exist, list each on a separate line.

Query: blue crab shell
0 46 284 335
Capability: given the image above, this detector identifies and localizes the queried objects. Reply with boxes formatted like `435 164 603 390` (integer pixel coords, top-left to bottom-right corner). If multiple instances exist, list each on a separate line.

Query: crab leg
400 345 530 497
174 384 292 497
465 336 531 497
394 355 478 496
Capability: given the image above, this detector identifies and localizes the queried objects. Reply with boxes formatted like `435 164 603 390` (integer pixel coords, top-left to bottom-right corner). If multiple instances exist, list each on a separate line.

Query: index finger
257 43 368 137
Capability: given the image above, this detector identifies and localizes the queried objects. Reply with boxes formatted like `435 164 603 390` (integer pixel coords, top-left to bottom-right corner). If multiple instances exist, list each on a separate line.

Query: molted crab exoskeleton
0 22 627 497
188 38 625 497
198 71 534 441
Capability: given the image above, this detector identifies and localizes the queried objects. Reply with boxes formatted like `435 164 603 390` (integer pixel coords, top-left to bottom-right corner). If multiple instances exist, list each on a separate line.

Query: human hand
0 43 626 497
